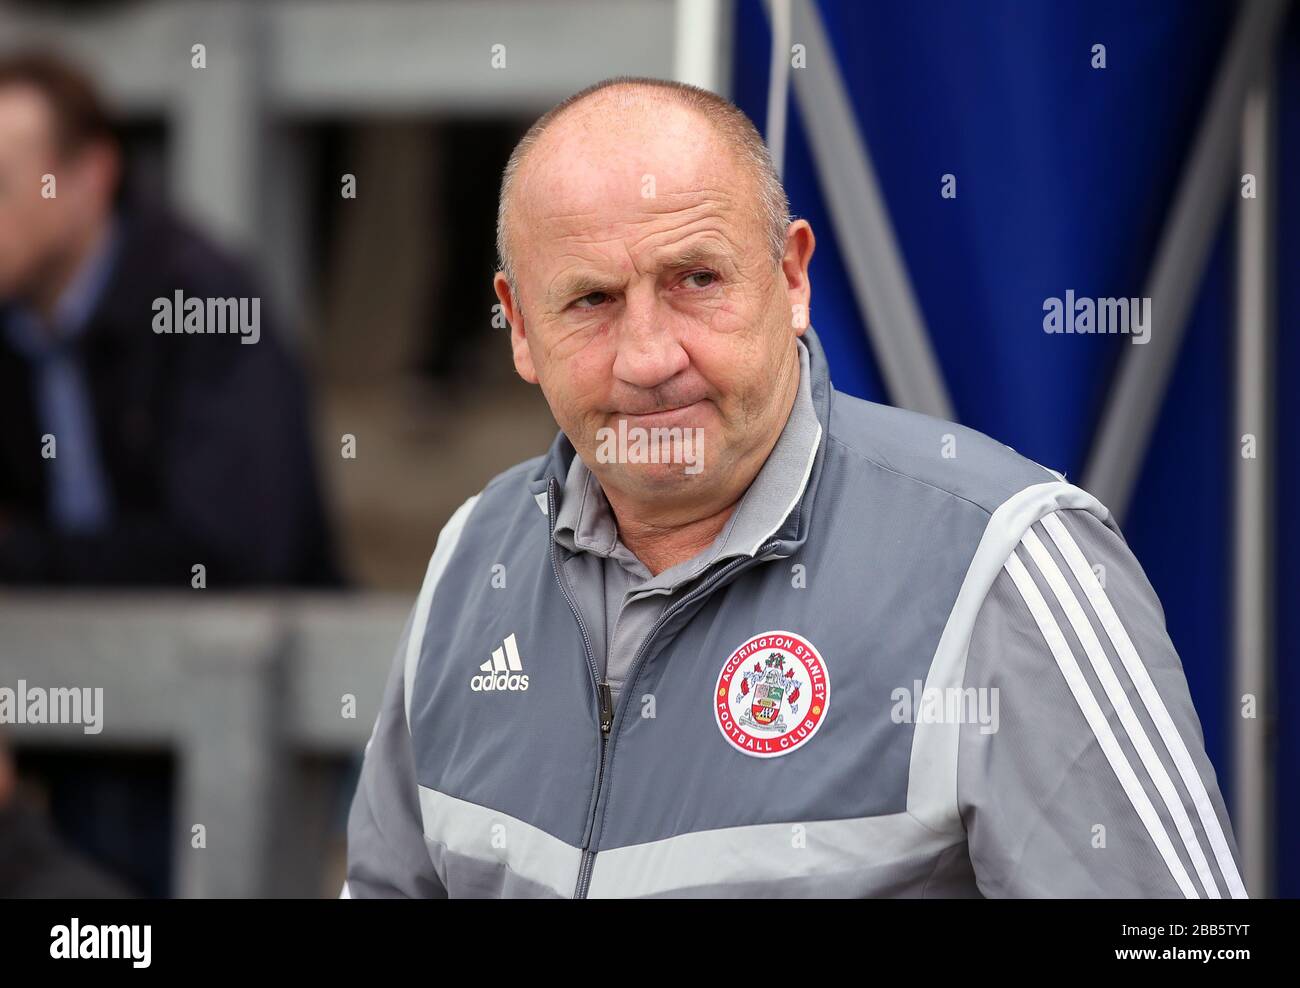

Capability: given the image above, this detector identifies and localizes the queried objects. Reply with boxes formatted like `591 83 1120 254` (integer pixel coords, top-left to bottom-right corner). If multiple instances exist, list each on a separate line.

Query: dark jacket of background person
0 800 133 898
0 201 339 586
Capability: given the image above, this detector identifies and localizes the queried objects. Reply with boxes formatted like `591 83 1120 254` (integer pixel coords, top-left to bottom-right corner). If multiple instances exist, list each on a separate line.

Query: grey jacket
344 325 1246 898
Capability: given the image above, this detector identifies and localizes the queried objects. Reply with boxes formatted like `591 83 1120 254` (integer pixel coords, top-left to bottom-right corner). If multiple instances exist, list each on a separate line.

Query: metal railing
0 592 410 897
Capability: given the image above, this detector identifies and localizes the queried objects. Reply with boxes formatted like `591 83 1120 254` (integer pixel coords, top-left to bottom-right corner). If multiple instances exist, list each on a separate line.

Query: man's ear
781 219 815 337
494 271 538 384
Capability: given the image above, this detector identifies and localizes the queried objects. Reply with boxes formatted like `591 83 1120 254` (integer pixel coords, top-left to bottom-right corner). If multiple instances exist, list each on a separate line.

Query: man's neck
607 498 741 577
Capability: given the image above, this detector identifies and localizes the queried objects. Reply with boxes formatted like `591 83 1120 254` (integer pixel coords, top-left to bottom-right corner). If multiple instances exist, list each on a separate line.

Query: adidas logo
470 633 530 692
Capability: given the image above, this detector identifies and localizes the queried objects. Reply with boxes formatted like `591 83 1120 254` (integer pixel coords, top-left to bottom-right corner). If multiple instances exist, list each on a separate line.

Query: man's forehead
519 144 751 272
534 178 740 242
523 97 745 216
0 85 57 151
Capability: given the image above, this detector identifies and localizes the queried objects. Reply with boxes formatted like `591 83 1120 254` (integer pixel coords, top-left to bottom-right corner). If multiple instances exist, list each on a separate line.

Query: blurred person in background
0 730 132 897
0 51 338 586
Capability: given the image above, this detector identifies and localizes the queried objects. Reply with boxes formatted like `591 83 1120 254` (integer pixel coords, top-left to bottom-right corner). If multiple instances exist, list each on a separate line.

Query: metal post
1233 59 1276 899
1082 0 1289 520
173 612 285 898
170 0 266 256
781 0 954 419
765 0 792 178
674 0 732 94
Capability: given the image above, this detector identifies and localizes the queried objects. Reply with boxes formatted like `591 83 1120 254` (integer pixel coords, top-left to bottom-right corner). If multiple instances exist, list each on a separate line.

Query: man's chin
609 461 710 497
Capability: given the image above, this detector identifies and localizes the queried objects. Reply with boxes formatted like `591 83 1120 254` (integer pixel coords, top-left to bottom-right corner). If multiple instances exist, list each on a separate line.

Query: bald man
344 77 1245 899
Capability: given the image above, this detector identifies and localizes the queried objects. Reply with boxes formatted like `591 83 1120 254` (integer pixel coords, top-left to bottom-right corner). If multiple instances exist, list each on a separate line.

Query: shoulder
826 389 1061 517
115 204 261 299
480 453 548 498
427 452 549 550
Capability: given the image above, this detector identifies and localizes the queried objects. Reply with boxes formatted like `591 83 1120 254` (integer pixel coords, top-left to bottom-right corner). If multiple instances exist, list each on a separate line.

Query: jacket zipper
566 529 781 899
574 682 614 896
546 479 609 898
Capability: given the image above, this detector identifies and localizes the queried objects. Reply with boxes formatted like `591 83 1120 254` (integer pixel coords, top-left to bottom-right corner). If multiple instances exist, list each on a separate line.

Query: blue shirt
4 222 120 535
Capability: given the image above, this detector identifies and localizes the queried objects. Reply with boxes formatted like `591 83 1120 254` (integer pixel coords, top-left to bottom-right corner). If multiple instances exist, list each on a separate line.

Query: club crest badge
714 630 829 758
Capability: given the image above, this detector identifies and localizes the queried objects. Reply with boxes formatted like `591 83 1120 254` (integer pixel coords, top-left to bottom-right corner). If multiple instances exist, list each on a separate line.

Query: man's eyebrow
657 242 734 271
547 271 620 306
546 243 735 306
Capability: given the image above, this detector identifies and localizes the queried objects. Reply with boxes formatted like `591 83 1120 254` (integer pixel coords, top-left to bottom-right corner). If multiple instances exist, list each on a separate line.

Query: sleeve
343 493 479 898
957 507 1248 898
342 606 446 898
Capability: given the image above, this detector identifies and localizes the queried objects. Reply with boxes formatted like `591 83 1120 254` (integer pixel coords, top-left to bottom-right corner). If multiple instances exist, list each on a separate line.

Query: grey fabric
417 786 582 897
960 508 1246 897
587 811 972 898
406 466 603 848
344 323 1241 898
345 607 447 898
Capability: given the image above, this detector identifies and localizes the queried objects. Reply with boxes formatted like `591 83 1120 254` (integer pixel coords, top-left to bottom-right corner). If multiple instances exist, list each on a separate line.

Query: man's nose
610 298 689 391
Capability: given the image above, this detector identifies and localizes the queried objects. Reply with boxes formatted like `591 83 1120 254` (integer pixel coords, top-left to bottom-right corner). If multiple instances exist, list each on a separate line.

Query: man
0 52 336 585
345 77 1245 898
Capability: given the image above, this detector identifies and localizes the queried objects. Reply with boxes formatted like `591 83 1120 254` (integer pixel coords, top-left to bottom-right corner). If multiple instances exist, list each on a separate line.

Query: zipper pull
598 683 614 735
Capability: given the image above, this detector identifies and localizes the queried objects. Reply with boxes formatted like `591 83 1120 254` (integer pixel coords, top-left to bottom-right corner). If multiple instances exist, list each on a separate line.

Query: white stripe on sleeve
1003 551 1198 898
1021 526 1219 897
1040 511 1248 898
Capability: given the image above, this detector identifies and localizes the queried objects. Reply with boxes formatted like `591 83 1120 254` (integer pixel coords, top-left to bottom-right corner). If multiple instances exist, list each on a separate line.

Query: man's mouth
614 400 706 427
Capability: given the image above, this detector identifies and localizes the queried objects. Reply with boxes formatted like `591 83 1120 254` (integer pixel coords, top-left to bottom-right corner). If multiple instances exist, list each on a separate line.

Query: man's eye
574 291 610 309
683 271 717 289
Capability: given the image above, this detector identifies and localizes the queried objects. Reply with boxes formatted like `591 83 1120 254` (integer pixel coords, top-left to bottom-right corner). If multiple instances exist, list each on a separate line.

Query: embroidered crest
714 631 829 758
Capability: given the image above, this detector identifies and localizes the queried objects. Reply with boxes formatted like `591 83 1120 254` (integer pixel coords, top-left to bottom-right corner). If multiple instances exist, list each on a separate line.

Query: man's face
496 99 813 513
0 85 105 303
